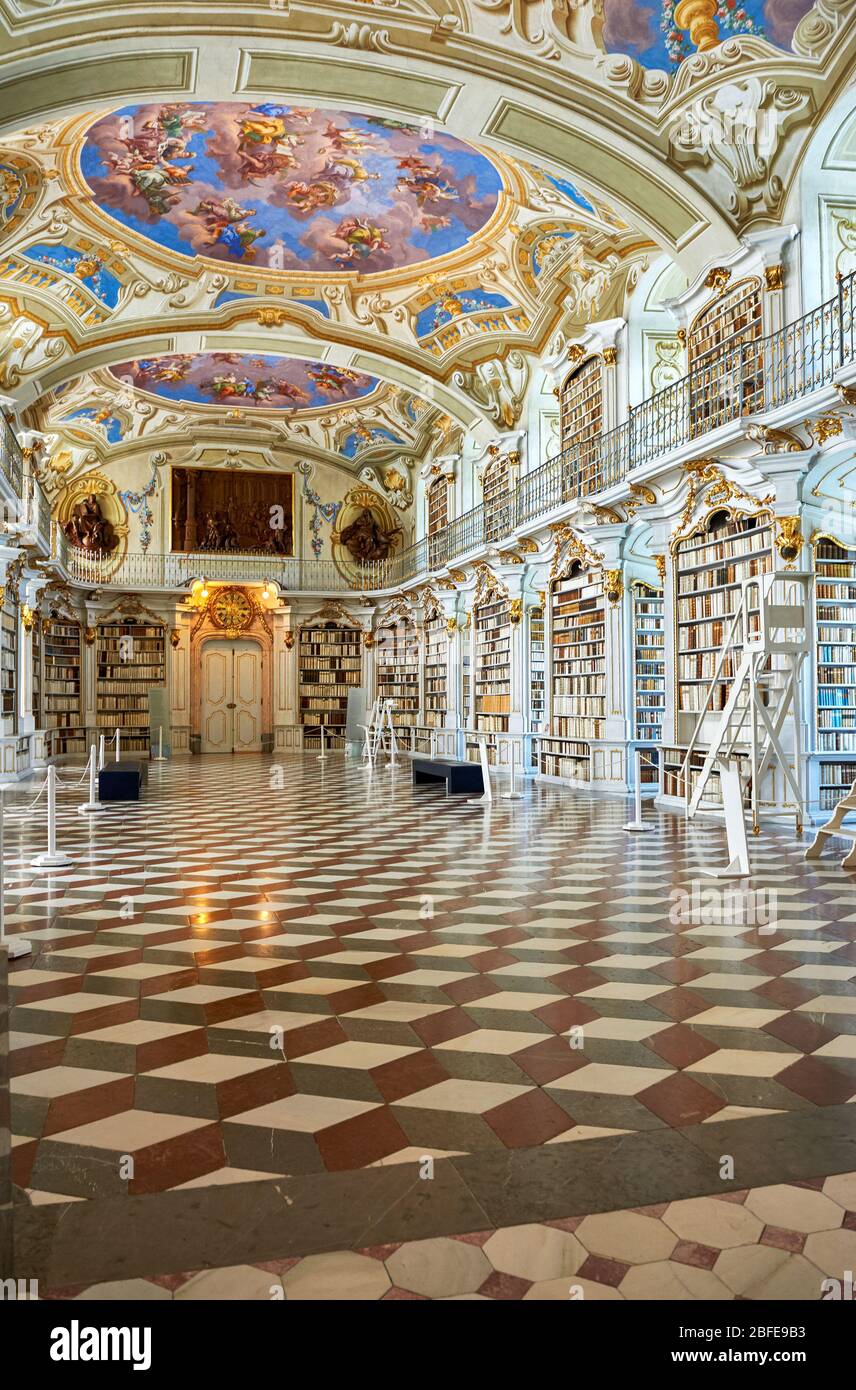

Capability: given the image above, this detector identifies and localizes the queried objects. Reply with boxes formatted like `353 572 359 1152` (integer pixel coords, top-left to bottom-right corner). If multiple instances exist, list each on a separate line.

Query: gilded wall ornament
704 267 732 292
654 554 666 583
746 423 804 455
764 265 785 291
809 415 843 445
602 347 618 367
169 628 181 649
604 570 624 606
775 516 804 567
509 599 524 624
283 631 295 650
255 307 289 327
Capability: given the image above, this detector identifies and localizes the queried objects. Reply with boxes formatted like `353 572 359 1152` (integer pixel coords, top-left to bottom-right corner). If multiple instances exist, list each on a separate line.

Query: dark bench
412 757 484 794
98 760 145 801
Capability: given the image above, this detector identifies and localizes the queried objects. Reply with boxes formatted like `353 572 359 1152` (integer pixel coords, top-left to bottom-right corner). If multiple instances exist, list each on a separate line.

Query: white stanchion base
31 852 72 869
78 802 107 815
468 794 493 805
152 756 168 763
503 792 524 801
624 821 655 832
5 937 32 960
700 858 751 880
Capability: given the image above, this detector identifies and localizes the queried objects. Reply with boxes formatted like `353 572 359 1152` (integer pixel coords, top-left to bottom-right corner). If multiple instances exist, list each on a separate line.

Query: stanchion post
78 745 106 816
503 736 523 802
31 765 73 869
430 731 437 760
153 725 166 762
317 722 327 762
114 727 121 763
98 733 106 771
624 748 654 833
469 736 494 805
1 786 31 959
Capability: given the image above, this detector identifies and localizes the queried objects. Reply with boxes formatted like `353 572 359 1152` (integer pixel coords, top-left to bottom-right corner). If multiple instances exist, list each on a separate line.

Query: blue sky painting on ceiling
108 353 378 411
81 104 503 274
22 243 121 307
603 0 815 68
62 408 125 444
416 289 514 337
341 427 406 458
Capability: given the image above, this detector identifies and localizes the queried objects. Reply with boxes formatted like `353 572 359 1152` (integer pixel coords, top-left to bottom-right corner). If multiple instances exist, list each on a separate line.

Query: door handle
226 702 236 709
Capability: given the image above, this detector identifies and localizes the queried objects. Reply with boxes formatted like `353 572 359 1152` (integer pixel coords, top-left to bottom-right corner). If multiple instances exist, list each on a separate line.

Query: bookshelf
551 566 605 739
538 566 604 783
633 583 664 784
461 630 471 731
474 596 511 734
560 356 603 491
814 537 856 810
482 455 511 544
299 620 362 748
44 620 85 755
427 476 449 537
424 611 448 729
96 621 165 753
31 614 41 729
529 606 545 767
688 278 764 432
539 736 590 781
467 597 512 766
674 509 773 743
376 620 420 729
1 590 17 734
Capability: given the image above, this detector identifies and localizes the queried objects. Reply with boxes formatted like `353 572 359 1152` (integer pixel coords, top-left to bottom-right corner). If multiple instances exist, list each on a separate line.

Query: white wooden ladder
680 572 811 837
805 780 856 869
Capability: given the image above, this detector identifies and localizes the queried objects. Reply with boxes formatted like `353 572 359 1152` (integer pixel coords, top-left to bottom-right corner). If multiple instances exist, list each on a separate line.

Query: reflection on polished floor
7 754 856 1299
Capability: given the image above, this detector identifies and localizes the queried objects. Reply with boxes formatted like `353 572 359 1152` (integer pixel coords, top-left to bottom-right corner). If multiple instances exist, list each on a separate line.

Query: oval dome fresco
81 103 504 274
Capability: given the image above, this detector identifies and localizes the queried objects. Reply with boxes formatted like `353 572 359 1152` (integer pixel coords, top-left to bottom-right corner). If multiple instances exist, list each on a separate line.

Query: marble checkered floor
6 752 856 1298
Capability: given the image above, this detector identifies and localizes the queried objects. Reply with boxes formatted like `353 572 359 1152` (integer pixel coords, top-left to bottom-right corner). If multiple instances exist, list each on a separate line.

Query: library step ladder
805 780 856 869
680 572 811 850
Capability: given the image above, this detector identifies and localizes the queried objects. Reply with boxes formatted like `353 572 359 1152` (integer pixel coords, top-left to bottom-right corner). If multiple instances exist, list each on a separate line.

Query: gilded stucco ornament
808 415 843 445
747 423 805 455
604 569 624 606
775 516 804 567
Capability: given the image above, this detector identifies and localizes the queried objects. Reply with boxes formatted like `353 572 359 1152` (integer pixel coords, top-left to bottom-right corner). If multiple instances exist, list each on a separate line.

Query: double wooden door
200 639 263 753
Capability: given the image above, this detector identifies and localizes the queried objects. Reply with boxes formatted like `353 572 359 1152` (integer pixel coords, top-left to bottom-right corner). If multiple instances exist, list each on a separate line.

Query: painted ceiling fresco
603 0 815 68
108 354 379 410
80 103 503 273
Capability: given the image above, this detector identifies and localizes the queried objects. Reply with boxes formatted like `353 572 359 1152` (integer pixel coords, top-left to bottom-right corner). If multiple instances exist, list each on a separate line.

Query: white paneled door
200 639 263 753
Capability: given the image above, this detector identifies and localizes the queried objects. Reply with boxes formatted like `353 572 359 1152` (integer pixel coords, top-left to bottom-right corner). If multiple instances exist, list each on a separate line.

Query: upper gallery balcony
28 268 856 594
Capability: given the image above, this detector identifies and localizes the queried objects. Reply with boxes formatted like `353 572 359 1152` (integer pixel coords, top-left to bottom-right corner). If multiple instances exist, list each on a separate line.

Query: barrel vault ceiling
0 0 851 486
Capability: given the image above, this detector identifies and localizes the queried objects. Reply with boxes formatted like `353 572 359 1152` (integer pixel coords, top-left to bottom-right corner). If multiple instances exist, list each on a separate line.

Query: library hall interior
3 0 856 1318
